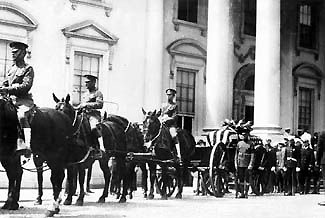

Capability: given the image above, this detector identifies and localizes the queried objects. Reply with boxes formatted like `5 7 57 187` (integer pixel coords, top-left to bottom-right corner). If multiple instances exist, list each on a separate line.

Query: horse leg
86 164 93 193
118 158 127 203
97 158 111 203
1 156 22 210
175 165 184 199
45 167 65 217
148 163 156 199
75 167 86 206
63 166 76 205
140 163 148 198
160 166 168 200
33 155 43 205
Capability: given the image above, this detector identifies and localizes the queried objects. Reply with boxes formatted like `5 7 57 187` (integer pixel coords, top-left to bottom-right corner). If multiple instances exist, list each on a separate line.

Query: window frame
296 2 319 58
243 0 256 37
72 51 101 104
172 0 208 36
0 40 12 81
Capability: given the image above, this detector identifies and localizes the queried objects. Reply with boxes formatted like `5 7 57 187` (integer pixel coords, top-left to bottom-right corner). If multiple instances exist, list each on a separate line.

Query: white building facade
0 0 325 187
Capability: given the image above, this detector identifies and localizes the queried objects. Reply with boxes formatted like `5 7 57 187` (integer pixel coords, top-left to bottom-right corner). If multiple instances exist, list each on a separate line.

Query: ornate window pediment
62 20 118 70
0 1 37 30
62 20 118 45
69 0 112 17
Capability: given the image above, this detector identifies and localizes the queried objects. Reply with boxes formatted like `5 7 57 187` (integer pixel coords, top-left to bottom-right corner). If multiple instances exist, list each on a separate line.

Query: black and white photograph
0 0 325 217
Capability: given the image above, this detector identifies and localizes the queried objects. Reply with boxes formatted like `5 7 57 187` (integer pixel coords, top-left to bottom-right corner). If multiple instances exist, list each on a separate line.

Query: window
298 87 313 132
0 41 12 81
73 52 100 104
178 0 198 23
243 0 256 36
176 68 196 132
298 4 317 49
244 75 255 91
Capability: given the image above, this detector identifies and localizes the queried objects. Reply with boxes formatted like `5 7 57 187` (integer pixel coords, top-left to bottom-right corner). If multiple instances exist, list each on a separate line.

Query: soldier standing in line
317 131 325 205
283 139 301 196
299 139 315 194
234 133 255 198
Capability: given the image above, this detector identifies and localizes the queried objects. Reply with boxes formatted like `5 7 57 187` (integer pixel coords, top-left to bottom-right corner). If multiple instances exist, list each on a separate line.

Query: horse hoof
8 202 19 210
118 197 127 203
75 199 84 206
175 193 182 199
143 193 147 198
161 195 168 200
129 193 133 199
34 198 42 205
63 198 72 205
97 197 105 203
1 202 9 210
147 194 154 200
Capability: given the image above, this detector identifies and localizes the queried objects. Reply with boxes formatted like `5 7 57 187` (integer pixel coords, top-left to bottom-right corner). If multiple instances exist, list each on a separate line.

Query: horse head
53 93 75 121
142 108 162 143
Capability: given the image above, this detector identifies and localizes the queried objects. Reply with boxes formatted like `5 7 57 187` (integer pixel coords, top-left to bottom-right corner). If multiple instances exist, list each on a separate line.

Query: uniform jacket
3 64 34 106
316 131 325 165
235 140 255 168
284 146 301 168
264 146 277 169
300 147 315 170
81 89 103 117
160 102 178 127
253 144 266 169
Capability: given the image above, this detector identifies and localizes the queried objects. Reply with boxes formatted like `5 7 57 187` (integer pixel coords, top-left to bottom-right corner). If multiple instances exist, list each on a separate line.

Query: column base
251 126 284 146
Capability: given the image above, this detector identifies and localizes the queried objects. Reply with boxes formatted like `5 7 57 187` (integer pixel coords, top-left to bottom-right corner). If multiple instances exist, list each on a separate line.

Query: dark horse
103 114 146 199
52 93 94 206
142 109 195 199
0 96 23 210
53 94 140 204
27 101 90 216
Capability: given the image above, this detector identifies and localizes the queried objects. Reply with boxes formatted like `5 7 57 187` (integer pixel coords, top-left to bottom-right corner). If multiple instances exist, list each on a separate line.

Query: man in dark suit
317 131 325 205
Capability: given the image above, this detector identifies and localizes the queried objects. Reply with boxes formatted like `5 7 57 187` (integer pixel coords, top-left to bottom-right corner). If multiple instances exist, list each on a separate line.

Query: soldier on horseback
160 88 181 161
75 74 104 159
0 41 34 157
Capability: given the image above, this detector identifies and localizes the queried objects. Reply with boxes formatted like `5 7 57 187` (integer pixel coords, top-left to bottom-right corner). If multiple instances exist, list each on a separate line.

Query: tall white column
253 0 282 138
143 0 164 111
205 0 233 130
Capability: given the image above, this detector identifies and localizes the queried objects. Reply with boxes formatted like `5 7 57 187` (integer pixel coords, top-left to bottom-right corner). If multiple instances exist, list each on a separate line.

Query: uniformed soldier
0 41 34 157
76 74 104 158
160 88 180 160
299 140 315 194
234 133 254 198
316 131 325 205
283 139 301 196
251 140 266 195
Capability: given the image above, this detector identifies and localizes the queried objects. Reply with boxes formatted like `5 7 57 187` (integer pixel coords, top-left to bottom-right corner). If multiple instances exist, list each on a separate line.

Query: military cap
84 74 98 82
166 88 176 95
9 41 28 50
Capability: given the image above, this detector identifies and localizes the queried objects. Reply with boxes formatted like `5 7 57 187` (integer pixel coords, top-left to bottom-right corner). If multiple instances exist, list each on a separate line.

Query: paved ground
0 187 325 218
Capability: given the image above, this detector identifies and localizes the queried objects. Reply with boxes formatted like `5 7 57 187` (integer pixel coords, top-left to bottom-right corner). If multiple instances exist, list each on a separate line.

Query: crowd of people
248 130 320 197
194 128 322 198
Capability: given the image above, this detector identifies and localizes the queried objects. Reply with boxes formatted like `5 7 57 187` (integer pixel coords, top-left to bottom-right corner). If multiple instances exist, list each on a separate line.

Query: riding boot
17 128 32 158
23 128 31 150
175 143 182 163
